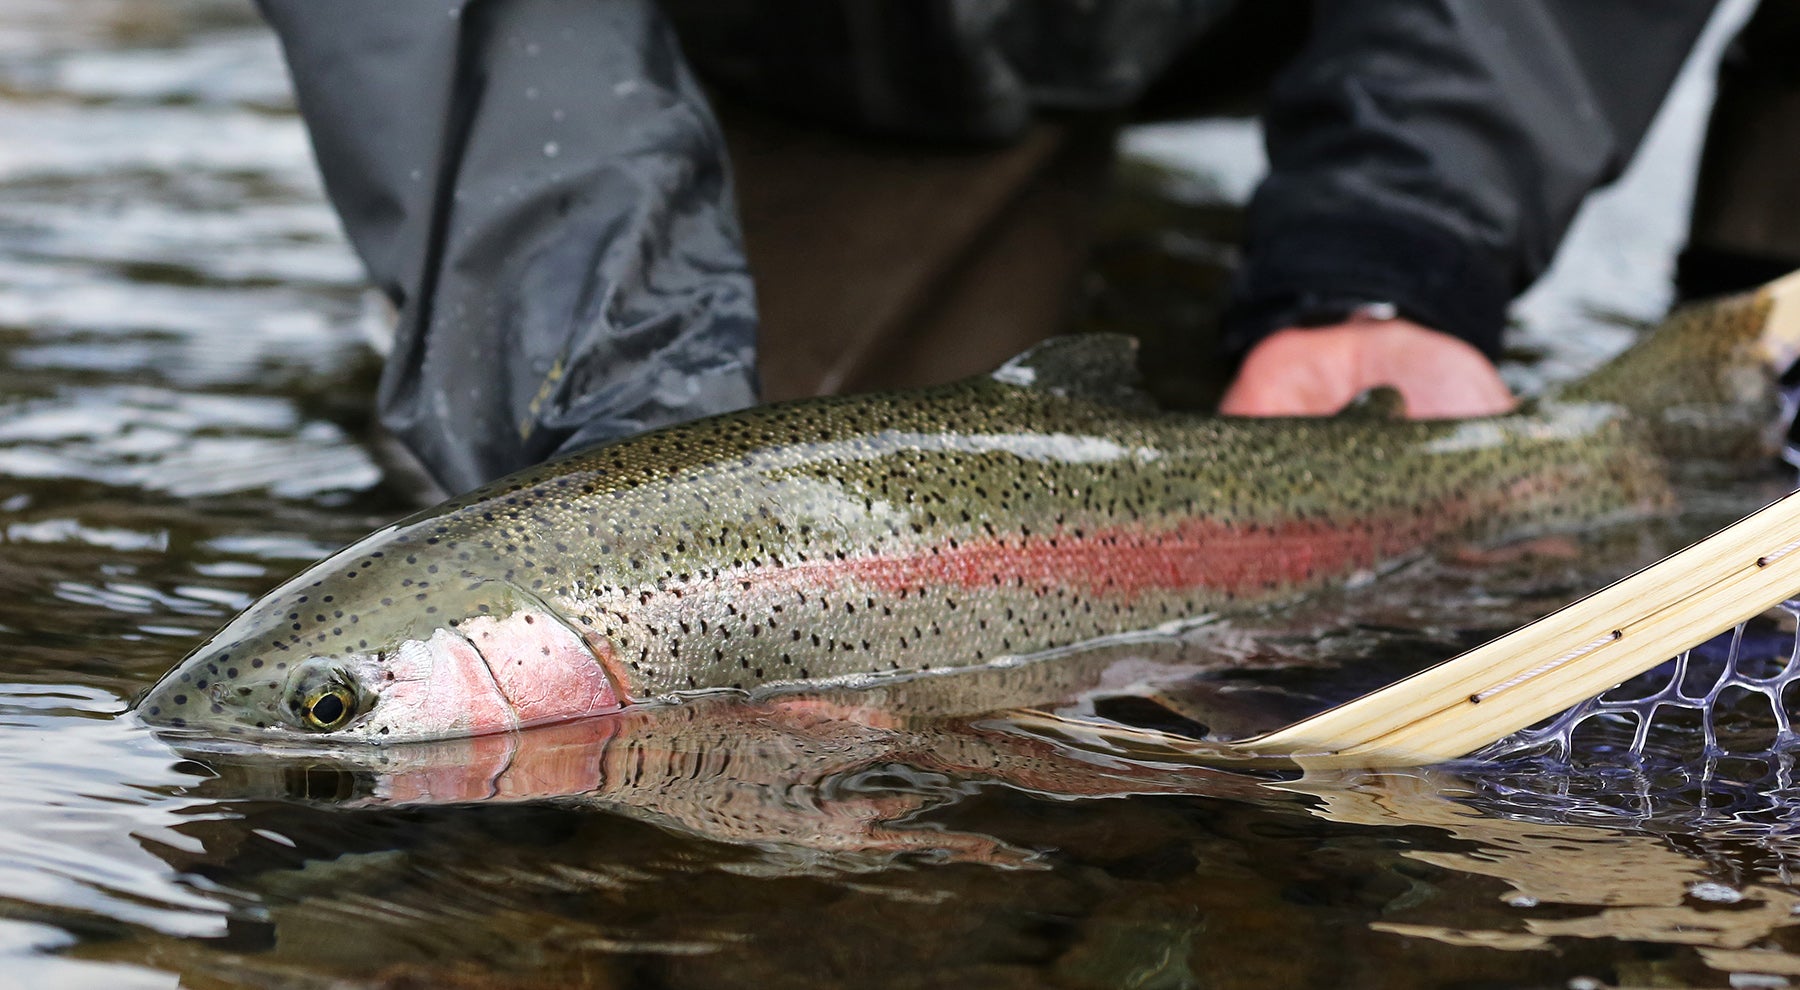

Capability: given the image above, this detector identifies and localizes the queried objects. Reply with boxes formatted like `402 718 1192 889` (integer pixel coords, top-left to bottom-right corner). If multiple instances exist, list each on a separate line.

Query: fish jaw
135 601 628 744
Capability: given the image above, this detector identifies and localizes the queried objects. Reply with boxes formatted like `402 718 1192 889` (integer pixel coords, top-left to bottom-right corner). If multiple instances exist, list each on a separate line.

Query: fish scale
135 295 1790 742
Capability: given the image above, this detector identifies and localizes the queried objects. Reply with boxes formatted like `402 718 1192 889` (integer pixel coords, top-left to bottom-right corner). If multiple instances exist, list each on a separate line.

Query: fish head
135 544 625 744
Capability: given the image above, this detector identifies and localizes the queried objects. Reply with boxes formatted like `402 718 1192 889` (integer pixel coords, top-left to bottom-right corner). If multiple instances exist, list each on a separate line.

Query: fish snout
134 646 293 735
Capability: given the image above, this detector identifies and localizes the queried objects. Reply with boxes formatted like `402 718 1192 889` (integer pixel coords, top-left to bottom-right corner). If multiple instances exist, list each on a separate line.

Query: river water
8 2 1800 988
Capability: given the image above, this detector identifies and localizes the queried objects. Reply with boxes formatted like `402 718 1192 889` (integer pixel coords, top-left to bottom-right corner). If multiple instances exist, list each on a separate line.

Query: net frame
1480 605 1800 765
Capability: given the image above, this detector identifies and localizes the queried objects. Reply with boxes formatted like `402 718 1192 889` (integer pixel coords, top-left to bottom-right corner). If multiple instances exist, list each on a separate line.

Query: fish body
135 289 1797 743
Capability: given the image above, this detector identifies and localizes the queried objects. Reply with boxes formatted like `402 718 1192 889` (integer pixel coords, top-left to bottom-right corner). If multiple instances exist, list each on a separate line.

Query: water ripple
0 685 241 939
0 387 379 498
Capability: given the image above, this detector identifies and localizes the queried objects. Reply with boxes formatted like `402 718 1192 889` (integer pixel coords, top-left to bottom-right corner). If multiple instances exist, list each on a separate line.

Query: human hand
1218 317 1516 419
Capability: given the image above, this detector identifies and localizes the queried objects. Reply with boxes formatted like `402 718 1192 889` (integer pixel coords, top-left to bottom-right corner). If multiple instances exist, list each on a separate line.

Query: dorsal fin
1337 385 1407 421
990 334 1153 409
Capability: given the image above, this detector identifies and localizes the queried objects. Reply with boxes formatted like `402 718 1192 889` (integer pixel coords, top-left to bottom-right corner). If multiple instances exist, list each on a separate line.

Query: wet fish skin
134 292 1787 742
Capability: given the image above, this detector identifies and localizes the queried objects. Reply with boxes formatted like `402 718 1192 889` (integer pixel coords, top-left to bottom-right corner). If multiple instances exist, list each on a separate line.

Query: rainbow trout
136 286 1800 742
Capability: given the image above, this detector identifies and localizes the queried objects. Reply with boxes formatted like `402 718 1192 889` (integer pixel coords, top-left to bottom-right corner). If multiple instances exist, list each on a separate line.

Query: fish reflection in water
97 641 1322 986
175 638 1293 869
90 636 1800 988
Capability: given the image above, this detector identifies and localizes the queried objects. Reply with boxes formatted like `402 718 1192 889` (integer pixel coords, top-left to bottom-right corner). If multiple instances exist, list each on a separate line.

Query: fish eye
300 687 356 731
285 658 369 733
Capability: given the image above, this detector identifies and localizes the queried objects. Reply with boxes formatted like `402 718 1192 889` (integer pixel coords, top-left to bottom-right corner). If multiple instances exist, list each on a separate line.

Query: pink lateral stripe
742 510 1464 603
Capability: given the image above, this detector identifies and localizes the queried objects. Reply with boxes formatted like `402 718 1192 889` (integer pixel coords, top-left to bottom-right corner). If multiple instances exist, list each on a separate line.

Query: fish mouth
131 694 197 733
132 662 309 741
131 665 230 734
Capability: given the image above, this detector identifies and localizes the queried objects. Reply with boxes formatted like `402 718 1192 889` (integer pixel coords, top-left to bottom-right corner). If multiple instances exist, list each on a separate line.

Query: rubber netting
1479 605 1800 764
1462 605 1800 829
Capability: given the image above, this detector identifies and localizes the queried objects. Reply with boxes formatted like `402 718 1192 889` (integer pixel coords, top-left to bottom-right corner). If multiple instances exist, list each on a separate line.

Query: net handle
1236 488 1800 768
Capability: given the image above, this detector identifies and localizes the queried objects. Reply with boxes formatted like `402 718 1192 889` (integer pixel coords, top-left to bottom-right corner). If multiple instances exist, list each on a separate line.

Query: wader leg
1678 0 1800 300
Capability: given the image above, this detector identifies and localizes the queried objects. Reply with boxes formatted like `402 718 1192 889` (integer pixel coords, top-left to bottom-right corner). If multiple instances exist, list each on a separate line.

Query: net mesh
1356 425 1800 879
1478 604 1800 765
1464 442 1800 826
1464 605 1800 831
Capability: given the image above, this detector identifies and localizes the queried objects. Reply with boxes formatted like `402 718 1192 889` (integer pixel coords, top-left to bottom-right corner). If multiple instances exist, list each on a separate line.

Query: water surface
5 2 1800 988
